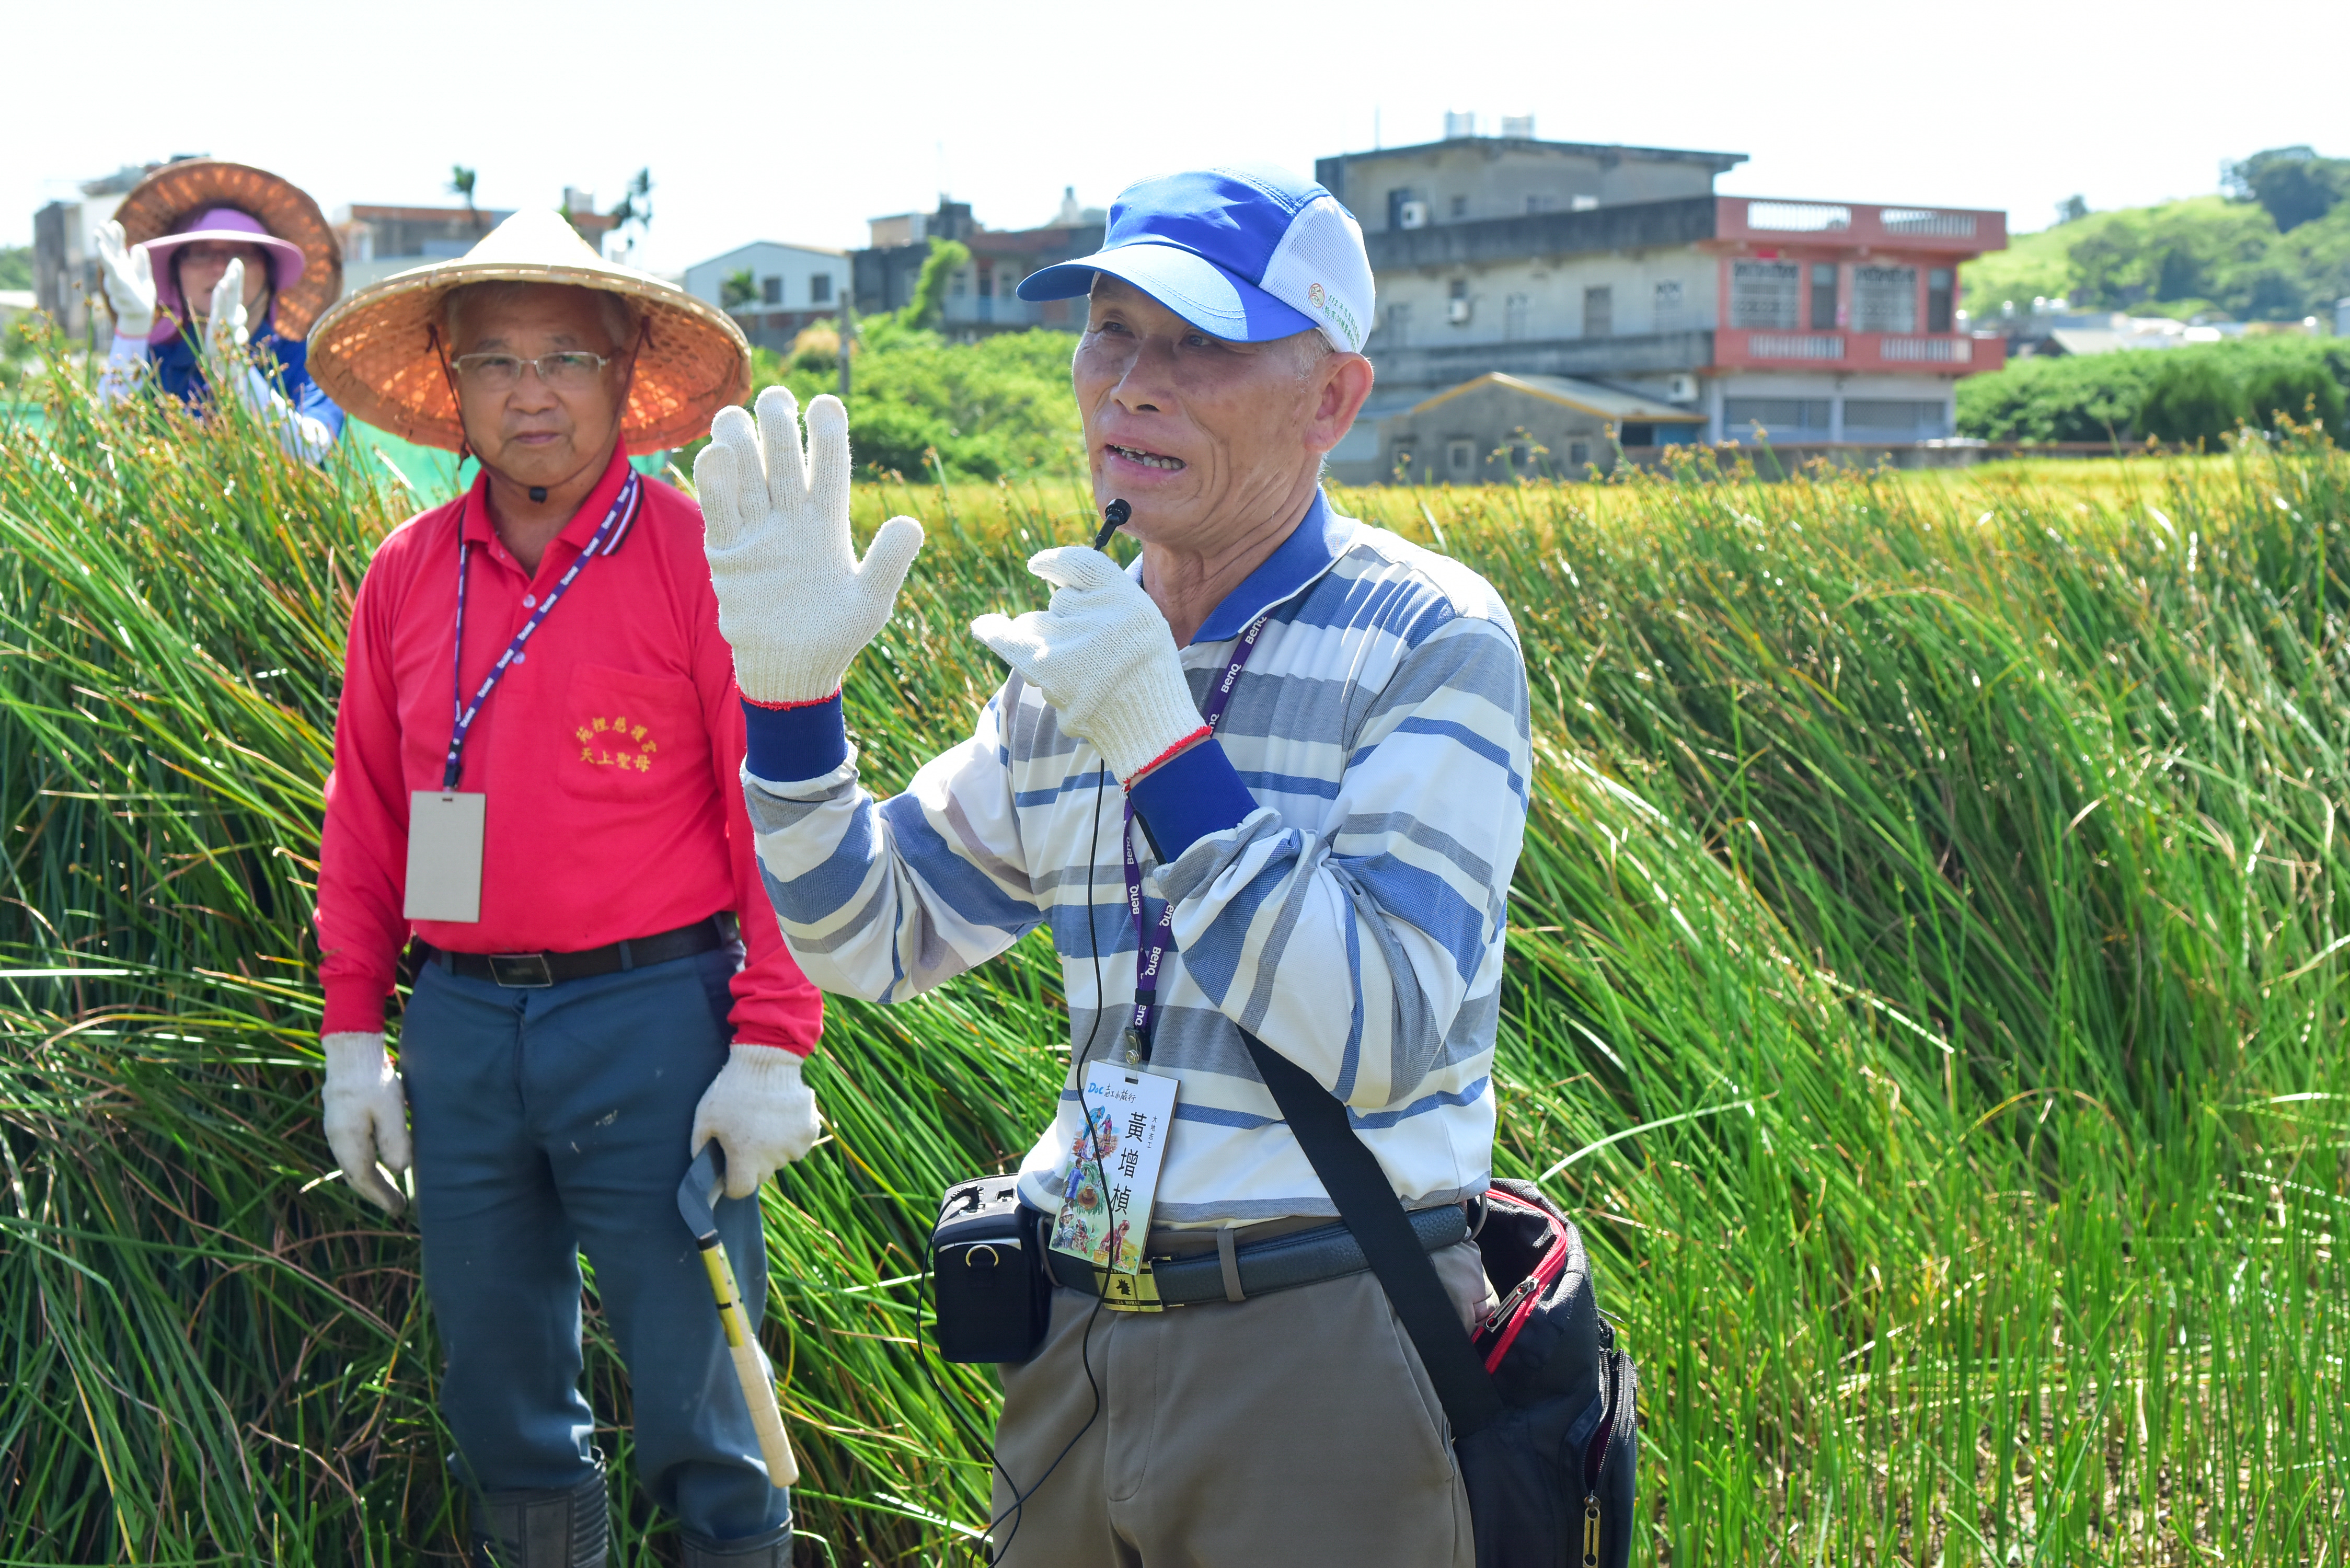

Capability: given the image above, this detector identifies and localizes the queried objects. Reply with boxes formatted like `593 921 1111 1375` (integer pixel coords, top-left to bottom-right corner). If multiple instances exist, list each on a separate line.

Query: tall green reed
2 337 2341 1563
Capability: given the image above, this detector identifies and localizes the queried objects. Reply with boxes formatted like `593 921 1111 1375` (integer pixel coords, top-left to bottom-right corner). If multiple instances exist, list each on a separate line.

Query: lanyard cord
1118 614 1269 1064
443 470 640 790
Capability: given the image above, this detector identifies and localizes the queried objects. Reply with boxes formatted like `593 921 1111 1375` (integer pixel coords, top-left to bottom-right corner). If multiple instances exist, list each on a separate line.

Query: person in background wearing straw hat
92 159 344 462
304 208 819 1568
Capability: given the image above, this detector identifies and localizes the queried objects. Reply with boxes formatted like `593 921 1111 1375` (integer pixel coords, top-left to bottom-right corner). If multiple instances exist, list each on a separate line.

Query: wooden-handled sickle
678 1144 799 1488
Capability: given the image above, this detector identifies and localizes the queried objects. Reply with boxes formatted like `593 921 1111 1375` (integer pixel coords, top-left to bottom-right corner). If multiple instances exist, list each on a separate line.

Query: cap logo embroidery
1307 282 1326 308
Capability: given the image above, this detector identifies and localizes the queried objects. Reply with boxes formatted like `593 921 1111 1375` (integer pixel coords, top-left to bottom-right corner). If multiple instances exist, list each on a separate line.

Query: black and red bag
1244 1036 1640 1568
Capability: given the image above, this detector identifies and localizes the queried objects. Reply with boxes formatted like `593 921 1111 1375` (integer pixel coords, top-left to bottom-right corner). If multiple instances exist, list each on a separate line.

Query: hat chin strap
426 324 475 464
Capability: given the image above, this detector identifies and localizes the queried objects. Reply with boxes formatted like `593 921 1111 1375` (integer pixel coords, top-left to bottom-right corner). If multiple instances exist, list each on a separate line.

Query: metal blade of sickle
678 1144 800 1487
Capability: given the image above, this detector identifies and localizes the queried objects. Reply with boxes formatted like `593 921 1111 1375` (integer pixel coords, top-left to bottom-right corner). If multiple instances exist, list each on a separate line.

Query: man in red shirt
306 210 817 1568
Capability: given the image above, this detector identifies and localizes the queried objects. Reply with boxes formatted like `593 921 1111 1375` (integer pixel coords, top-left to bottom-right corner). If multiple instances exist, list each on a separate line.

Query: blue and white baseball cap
1018 165 1374 354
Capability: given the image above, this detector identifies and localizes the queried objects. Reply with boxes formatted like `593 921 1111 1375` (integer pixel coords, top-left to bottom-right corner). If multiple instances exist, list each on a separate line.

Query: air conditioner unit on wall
1664 374 1698 403
1399 201 1428 230
1448 297 1472 325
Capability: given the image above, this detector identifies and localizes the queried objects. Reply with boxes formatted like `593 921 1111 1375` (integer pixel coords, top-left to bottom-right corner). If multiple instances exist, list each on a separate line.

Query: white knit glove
95 221 156 340
697 387 925 705
321 1031 411 1214
690 1045 822 1199
971 547 1205 783
203 259 250 368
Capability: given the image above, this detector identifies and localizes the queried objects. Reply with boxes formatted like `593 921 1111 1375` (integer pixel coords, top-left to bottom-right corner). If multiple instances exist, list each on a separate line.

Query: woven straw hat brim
304 214 750 455
115 161 342 339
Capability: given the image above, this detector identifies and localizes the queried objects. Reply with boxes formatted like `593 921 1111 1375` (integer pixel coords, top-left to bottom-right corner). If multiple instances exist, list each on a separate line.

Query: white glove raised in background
321 1031 411 1214
95 221 156 340
696 387 924 706
203 259 250 368
971 547 1206 784
690 1045 823 1199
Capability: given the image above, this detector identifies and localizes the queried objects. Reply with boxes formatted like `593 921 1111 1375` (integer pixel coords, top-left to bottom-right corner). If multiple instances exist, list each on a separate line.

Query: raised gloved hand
697 387 925 705
203 258 250 369
95 221 156 340
690 1045 822 1199
971 547 1204 783
321 1031 411 1214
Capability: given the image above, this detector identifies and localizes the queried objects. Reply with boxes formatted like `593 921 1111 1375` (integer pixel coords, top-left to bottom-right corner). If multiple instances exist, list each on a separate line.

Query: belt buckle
487 951 555 988
1094 1261 1164 1313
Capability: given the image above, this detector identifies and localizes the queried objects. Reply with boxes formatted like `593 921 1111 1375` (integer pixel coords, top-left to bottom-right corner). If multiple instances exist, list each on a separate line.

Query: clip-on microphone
1092 498 1131 552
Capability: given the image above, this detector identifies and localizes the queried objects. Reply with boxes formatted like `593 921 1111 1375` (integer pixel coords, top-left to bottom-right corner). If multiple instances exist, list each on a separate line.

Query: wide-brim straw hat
115 160 341 341
306 209 750 455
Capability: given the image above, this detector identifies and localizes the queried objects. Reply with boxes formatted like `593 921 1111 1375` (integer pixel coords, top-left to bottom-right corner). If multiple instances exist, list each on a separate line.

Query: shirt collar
458 444 633 556
1182 488 1356 645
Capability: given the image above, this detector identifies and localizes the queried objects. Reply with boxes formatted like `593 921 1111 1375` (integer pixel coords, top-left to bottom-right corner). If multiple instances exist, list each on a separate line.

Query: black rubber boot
470 1462 609 1568
679 1519 794 1567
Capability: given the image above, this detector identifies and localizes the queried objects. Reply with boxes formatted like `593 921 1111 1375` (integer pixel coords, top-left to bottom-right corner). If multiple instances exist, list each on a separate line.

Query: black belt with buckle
1044 1202 1468 1311
417 913 740 989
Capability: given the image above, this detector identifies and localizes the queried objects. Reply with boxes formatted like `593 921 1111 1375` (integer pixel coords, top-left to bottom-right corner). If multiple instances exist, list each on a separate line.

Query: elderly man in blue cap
697 165 1533 1564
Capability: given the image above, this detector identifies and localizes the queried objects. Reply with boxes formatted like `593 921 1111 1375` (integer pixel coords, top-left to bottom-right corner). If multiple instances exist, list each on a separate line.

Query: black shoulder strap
1241 1031 1505 1438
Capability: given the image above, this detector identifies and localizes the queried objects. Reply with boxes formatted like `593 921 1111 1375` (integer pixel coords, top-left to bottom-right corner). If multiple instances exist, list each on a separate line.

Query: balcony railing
1715 329 2006 374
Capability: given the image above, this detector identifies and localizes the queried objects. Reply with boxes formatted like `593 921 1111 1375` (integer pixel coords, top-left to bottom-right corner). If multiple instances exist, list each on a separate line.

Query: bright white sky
10 0 2343 273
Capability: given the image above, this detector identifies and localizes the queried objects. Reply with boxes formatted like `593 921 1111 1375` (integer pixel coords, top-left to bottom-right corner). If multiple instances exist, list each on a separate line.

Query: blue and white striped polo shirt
741 492 1533 1225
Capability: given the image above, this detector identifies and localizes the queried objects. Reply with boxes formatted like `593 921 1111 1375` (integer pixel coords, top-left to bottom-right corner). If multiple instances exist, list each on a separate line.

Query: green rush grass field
2 344 2344 1565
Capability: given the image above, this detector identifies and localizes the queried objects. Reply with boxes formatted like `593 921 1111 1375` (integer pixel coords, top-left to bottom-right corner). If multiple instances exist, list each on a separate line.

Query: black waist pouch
931 1176 1051 1364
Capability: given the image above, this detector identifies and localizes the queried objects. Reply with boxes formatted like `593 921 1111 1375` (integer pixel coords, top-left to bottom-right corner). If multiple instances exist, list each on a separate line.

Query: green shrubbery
1957 335 2350 444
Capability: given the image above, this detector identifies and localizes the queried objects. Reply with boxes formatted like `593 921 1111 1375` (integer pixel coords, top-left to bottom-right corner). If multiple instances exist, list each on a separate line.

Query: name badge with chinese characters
404 791 485 922
1047 1060 1178 1276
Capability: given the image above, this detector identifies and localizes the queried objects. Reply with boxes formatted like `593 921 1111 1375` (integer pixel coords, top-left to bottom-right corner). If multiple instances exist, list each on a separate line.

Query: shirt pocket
559 662 701 803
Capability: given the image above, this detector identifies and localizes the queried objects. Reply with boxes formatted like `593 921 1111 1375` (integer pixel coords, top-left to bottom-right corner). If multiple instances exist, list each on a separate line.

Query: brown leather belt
416 913 739 989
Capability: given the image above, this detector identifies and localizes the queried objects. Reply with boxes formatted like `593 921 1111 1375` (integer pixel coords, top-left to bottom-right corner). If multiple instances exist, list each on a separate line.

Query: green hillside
1962 148 2350 325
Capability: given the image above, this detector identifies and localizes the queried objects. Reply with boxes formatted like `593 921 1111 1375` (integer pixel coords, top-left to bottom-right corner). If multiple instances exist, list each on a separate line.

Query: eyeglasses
451 351 614 390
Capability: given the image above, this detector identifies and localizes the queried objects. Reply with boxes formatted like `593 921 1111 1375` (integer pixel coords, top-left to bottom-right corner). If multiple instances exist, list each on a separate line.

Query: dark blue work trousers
402 947 791 1539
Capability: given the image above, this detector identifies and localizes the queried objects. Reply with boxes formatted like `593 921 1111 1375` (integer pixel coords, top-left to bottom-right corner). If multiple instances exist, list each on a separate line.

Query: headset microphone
1092 498 1131 552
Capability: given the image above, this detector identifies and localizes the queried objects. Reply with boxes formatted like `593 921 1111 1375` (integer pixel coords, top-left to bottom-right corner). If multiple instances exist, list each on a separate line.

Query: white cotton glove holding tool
971 547 1204 784
95 221 157 340
203 259 250 370
691 1046 822 1198
697 387 925 705
321 1031 411 1214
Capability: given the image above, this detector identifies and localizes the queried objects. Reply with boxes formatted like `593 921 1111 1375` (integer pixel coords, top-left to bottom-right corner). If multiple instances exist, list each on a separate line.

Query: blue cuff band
741 693 848 782
1129 739 1257 857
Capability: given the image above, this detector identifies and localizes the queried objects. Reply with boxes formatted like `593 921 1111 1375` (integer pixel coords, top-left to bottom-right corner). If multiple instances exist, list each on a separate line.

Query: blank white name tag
405 791 485 923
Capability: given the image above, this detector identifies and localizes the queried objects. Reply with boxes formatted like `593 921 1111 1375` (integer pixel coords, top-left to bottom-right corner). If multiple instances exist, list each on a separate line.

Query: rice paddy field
2 349 2344 1566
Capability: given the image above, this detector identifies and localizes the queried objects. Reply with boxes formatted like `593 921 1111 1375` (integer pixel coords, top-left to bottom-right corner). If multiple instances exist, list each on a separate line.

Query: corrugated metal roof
1406 372 1707 422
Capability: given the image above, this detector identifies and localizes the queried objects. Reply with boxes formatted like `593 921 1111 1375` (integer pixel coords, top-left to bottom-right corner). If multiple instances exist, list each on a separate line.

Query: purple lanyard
443 471 640 789
1119 614 1268 1063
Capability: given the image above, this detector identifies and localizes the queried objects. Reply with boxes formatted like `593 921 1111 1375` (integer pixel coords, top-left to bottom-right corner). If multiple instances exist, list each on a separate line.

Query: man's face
450 284 630 492
1072 276 1360 546
177 241 271 321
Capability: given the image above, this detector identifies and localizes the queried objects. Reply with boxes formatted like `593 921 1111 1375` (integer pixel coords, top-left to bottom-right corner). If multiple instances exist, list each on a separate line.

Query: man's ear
1307 352 1376 456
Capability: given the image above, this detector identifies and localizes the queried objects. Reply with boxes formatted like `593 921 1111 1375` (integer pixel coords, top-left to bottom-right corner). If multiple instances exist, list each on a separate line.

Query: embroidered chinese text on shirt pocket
561 662 697 802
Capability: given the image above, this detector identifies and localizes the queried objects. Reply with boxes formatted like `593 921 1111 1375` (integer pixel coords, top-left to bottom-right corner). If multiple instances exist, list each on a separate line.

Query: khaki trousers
987 1246 1481 1567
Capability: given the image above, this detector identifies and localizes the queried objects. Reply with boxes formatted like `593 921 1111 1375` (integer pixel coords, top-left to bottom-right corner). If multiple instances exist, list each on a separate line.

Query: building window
1730 260 1802 330
1927 267 1953 333
950 270 968 297
1448 278 1471 326
1844 398 1950 437
1568 440 1591 469
1725 397 1832 437
1810 263 1837 329
1504 293 1531 341
1450 194 1469 221
1654 279 1684 330
1507 441 1531 472
1447 438 1476 476
810 272 833 304
1851 266 1919 334
1582 285 1612 338
761 275 782 305
1385 302 1412 348
1620 423 1656 447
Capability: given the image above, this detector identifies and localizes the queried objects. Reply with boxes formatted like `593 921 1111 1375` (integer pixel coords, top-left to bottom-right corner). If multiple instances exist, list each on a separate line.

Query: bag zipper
1474 1194 1572 1373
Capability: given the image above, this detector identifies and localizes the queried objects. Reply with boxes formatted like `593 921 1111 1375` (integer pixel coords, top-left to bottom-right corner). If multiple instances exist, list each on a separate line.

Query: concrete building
334 193 617 293
1379 372 1706 482
32 160 180 342
1315 126 2008 479
682 241 848 353
852 192 1105 338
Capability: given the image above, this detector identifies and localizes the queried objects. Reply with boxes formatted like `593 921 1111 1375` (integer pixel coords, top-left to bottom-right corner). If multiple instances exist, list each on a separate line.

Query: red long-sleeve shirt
316 445 822 1053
